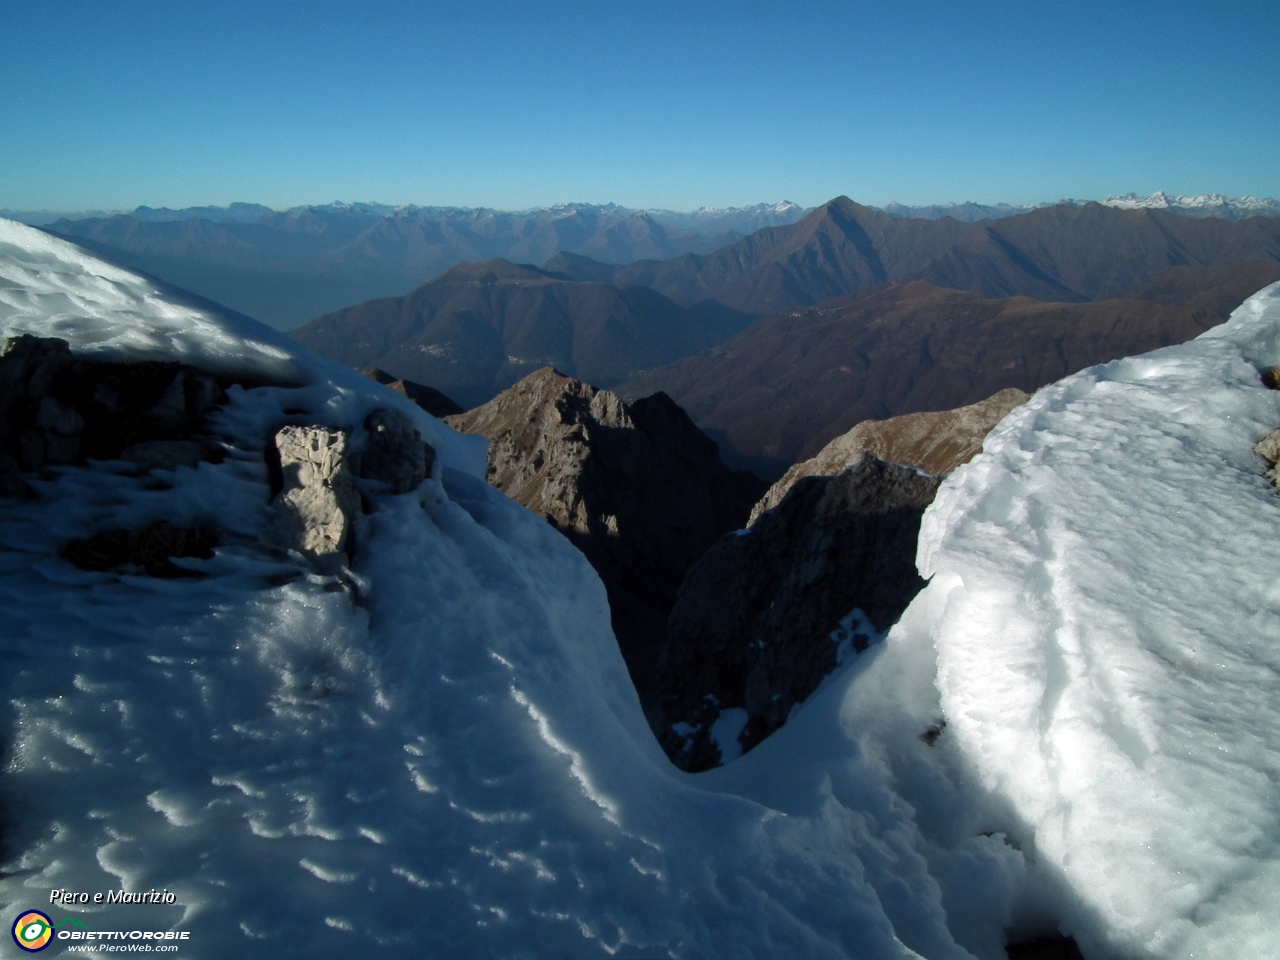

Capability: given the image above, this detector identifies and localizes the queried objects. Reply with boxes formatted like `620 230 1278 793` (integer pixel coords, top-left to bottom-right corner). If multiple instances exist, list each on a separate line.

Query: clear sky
3 0 1278 213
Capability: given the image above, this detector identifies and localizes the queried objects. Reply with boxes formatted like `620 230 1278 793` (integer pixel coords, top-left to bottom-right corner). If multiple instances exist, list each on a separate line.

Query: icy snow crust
918 281 1280 958
0 219 1020 958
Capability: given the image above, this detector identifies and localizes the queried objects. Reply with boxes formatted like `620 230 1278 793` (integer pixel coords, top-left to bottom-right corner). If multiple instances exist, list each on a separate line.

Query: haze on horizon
3 0 1278 213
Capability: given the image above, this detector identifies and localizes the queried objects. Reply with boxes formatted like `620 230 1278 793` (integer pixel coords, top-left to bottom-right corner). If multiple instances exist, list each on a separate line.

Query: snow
1100 191 1280 219
2 215 1277 959
914 279 1280 958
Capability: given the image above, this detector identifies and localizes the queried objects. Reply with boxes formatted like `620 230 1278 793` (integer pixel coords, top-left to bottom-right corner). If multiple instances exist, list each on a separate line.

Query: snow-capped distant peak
1100 191 1280 219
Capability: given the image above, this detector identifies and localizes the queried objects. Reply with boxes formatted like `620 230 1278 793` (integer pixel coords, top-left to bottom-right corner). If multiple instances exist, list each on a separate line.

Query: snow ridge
916 279 1280 958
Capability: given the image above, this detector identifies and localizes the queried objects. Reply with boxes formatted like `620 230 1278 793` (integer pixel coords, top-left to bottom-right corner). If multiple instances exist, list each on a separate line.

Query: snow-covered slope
0 219 1017 959
914 280 1280 958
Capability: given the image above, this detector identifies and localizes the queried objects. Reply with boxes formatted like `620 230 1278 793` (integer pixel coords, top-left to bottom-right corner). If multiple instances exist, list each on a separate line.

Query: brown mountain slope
443 369 765 728
748 388 1031 523
289 259 752 409
547 198 1280 315
361 368 464 417
618 268 1280 472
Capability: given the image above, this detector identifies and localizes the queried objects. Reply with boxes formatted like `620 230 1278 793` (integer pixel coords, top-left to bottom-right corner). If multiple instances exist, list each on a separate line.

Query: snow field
917 280 1280 958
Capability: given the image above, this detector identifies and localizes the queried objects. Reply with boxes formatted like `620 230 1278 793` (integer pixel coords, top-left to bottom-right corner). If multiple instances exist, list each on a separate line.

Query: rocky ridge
445 368 765 723
660 454 941 770
362 367 465 417
749 387 1029 523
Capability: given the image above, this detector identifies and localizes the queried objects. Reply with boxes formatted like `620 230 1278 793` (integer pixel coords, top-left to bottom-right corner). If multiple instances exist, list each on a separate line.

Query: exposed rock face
750 387 1029 523
61 522 218 579
445 368 766 724
0 334 231 493
356 407 435 494
271 425 359 567
0 337 434 579
660 454 942 770
1255 427 1280 485
362 368 465 418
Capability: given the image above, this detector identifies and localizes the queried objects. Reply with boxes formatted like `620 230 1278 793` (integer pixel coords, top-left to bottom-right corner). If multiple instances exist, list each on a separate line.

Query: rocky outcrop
362 368 465 418
445 368 766 725
0 334 231 491
660 454 942 770
1255 427 1280 485
269 407 436 568
270 425 359 567
61 522 218 579
355 407 436 494
0 336 435 580
750 388 1028 523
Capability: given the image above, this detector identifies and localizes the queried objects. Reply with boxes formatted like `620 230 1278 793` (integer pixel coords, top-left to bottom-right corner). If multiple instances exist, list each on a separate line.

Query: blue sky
3 0 1278 212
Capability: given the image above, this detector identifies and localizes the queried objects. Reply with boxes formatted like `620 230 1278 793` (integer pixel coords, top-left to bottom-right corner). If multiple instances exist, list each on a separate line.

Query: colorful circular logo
11 911 53 952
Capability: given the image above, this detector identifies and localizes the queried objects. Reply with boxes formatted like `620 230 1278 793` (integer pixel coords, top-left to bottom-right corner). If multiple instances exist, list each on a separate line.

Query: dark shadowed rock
660 454 941 770
362 368 465 418
356 407 435 494
444 368 766 725
750 387 1029 523
0 334 232 485
61 522 218 579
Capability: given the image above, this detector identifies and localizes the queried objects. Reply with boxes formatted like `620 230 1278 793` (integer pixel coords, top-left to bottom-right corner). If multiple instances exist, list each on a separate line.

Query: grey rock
356 407 434 494
1255 428 1280 486
271 425 358 567
0 335 73 452
36 395 85 435
445 367 766 727
660 454 942 770
0 335 233 487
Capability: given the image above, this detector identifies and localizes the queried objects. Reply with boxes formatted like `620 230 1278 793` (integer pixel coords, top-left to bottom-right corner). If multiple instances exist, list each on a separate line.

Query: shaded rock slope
660 454 941 770
445 368 765 723
750 387 1029 522
361 367 465 417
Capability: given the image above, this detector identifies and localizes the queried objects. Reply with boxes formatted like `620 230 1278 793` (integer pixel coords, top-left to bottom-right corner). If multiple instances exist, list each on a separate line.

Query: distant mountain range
289 259 753 409
290 198 1280 458
881 193 1280 222
616 261 1280 474
38 203 806 329
547 196 1280 316
19 193 1278 329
